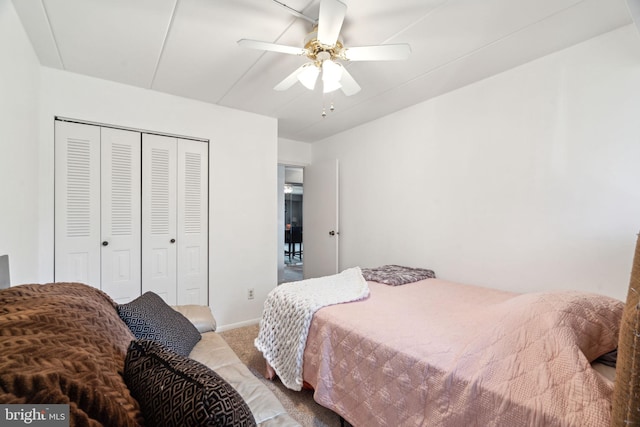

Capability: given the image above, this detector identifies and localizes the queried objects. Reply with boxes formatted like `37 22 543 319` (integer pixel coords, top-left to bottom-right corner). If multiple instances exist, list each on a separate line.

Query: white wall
37 68 278 328
312 25 640 301
0 0 41 285
278 138 312 166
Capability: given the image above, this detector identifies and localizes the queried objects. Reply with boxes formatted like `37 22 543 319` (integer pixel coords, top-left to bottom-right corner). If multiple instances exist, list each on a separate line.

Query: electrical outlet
247 288 255 300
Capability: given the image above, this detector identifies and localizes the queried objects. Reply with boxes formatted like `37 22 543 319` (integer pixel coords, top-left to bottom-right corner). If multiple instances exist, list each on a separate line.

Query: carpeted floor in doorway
219 324 343 427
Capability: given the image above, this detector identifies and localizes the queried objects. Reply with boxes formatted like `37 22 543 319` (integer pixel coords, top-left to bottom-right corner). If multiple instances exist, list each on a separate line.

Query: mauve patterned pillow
117 291 201 357
361 264 436 286
124 339 256 427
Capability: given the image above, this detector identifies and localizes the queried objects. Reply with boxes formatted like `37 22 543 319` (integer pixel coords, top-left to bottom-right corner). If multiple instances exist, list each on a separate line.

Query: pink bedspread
302 279 623 426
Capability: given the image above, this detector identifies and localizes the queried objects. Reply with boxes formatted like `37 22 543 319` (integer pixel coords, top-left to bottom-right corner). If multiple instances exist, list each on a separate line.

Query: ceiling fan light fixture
297 65 320 90
322 60 342 82
322 60 342 93
323 79 341 93
239 0 411 106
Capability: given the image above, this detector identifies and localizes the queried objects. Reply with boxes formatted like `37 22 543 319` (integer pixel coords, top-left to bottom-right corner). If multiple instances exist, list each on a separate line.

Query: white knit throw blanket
254 267 370 391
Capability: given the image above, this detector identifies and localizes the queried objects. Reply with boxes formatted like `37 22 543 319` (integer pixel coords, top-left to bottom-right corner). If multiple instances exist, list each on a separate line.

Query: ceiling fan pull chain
321 96 335 117
321 94 327 117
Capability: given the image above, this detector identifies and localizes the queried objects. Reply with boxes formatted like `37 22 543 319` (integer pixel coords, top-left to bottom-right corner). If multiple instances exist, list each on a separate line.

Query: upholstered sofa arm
172 305 217 333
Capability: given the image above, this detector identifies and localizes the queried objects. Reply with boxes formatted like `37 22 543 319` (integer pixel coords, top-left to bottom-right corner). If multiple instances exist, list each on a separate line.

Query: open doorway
279 166 304 284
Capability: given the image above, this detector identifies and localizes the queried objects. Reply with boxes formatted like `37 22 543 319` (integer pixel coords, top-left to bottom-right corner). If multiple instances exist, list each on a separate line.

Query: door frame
278 164 305 284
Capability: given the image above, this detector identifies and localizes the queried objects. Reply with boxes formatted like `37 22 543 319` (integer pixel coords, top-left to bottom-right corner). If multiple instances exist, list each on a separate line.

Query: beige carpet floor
219 324 344 427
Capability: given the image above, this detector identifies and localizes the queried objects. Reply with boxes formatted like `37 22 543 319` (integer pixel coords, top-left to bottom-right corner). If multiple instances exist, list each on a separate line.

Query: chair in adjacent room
290 226 303 261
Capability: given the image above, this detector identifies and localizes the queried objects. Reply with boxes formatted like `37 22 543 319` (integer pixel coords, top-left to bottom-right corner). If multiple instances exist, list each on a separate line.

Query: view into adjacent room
280 166 303 284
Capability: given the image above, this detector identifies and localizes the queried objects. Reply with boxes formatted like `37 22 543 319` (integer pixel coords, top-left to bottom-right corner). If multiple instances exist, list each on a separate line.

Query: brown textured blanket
0 283 143 426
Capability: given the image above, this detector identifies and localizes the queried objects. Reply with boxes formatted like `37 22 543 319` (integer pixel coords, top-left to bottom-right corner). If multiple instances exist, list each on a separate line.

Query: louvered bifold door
142 134 178 304
54 121 102 287
100 128 141 303
177 139 208 305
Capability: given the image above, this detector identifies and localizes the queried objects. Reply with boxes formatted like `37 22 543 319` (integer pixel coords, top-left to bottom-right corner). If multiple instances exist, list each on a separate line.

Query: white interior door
142 134 178 304
303 159 339 279
100 127 141 303
54 121 101 287
176 139 208 305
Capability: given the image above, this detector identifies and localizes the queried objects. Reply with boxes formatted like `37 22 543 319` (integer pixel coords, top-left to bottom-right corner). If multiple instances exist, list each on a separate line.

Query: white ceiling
12 0 633 142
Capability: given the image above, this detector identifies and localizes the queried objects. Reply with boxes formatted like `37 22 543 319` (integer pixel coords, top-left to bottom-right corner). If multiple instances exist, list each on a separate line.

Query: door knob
329 231 335 236
170 238 176 243
102 241 109 246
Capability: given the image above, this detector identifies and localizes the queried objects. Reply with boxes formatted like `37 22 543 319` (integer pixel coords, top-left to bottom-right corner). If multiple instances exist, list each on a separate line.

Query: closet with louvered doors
142 133 208 305
54 120 208 305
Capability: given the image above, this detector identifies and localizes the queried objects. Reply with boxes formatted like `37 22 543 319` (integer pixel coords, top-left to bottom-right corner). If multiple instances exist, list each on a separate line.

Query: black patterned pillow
117 292 201 357
124 339 256 427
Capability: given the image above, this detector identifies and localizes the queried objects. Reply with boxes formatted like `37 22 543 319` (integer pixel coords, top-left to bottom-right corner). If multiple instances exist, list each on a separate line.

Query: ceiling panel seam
380 0 453 45
272 0 316 24
40 0 65 69
374 0 612 92
149 0 180 90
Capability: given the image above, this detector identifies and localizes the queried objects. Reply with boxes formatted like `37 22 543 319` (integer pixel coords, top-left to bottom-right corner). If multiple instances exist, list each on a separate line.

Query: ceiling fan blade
317 0 347 46
238 39 305 56
274 63 320 91
344 44 411 61
274 64 308 91
338 65 361 96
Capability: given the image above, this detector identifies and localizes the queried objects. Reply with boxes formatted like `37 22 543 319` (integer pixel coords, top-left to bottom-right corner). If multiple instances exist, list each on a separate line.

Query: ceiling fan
238 0 411 102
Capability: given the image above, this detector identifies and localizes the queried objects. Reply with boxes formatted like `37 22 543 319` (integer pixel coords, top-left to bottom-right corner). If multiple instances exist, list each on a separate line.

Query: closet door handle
102 241 109 246
170 239 176 244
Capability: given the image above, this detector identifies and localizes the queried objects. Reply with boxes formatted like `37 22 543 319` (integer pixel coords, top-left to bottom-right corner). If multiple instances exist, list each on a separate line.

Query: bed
256 254 638 427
